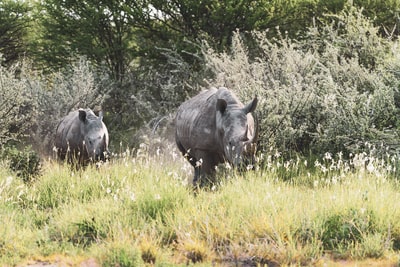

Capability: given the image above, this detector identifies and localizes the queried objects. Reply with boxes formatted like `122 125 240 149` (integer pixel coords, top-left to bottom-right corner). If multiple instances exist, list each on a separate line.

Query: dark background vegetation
2 0 400 160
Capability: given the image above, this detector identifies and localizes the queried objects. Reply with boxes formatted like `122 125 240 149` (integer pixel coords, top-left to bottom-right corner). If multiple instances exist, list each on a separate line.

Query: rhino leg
192 151 219 187
193 166 201 186
182 150 213 187
175 139 200 185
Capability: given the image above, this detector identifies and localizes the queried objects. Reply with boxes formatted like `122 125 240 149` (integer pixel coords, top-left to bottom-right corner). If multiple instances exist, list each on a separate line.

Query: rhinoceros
175 87 258 186
55 108 109 165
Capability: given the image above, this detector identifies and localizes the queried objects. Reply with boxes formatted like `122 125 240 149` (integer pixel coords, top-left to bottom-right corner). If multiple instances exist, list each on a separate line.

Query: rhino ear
78 109 87 122
98 111 103 121
216 99 227 113
243 96 258 114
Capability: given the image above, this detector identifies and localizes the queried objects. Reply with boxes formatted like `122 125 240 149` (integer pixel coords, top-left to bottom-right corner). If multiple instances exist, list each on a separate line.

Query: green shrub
202 6 400 156
0 62 38 146
71 217 106 248
1 146 41 183
100 242 143 267
321 208 377 252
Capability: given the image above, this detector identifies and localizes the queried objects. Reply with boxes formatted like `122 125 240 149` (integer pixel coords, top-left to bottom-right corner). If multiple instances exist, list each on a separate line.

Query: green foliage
203 6 400 155
100 242 143 267
0 0 31 66
321 208 377 252
104 47 205 147
3 0 400 157
307 4 392 70
71 217 107 247
0 62 38 146
352 0 400 37
35 0 141 80
1 146 41 184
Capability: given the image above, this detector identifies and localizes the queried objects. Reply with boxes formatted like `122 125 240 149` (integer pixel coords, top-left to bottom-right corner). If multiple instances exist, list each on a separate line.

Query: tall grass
1 143 400 266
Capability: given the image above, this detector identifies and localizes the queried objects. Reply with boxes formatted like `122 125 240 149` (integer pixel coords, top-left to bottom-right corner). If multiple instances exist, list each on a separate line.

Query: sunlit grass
1 143 400 266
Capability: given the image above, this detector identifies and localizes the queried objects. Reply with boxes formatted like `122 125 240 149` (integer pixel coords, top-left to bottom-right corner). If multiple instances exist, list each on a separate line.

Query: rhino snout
85 137 108 161
226 140 257 168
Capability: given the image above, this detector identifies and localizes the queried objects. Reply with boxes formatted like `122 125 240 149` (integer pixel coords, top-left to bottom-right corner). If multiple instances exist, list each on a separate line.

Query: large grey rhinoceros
175 87 258 186
55 108 109 164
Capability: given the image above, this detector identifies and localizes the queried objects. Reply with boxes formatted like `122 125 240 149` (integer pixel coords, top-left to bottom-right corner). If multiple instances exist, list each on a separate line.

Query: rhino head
216 96 258 168
79 109 109 161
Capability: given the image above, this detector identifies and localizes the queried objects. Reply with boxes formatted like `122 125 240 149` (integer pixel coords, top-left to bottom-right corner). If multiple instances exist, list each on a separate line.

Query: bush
104 46 206 147
29 57 109 154
0 57 108 155
202 6 400 156
1 146 41 183
0 61 38 146
100 242 143 267
321 208 377 252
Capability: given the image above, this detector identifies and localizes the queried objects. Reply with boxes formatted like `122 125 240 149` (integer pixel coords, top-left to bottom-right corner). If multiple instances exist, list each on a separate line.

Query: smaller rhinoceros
175 87 258 186
55 108 109 165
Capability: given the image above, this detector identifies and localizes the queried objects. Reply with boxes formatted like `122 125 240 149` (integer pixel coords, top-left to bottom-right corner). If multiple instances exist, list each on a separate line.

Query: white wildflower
225 162 232 170
195 158 203 167
367 162 375 173
324 152 332 160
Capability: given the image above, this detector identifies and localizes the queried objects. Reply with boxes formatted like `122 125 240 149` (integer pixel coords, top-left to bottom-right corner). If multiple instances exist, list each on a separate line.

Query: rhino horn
245 112 258 145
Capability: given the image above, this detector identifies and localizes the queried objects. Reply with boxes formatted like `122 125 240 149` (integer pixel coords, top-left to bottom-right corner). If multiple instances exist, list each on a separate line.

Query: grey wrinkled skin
175 87 258 186
55 108 109 165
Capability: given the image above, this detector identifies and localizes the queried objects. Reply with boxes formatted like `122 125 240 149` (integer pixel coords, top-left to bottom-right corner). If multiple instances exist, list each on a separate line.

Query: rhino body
175 87 258 185
55 108 109 164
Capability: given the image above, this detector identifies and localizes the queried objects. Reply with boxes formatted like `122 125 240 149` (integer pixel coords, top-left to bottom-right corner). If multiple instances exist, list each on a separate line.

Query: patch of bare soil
18 255 400 267
18 258 100 267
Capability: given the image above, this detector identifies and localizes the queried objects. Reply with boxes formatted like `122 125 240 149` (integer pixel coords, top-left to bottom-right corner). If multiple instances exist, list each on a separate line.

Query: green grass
1 145 400 266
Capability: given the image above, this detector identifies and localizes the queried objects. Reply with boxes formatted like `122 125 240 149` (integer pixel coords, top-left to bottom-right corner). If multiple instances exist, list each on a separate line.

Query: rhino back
55 110 84 150
175 89 221 150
